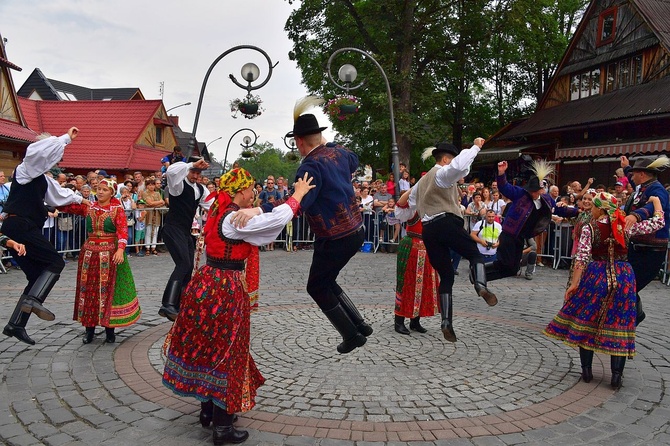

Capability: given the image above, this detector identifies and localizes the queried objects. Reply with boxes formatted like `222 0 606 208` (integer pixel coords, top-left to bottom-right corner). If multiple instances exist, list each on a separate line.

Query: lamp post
327 48 399 199
206 136 223 148
185 45 276 159
224 128 258 168
166 101 192 113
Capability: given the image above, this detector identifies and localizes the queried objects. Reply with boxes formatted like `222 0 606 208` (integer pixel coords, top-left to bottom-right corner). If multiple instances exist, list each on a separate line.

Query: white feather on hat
530 159 555 182
645 155 670 170
421 146 436 161
293 96 324 122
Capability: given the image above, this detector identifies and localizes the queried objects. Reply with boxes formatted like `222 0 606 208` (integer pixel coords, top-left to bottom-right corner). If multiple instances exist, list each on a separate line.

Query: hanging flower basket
286 151 300 162
241 150 254 158
324 95 361 121
230 94 264 119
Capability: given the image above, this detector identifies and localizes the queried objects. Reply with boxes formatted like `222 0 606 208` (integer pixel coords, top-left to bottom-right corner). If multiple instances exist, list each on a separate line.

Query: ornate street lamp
327 48 400 198
224 128 258 168
283 135 300 162
185 45 276 159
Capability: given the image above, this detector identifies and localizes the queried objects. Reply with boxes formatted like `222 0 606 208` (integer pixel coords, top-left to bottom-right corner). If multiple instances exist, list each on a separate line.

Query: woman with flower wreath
544 192 664 389
162 168 315 445
62 178 141 344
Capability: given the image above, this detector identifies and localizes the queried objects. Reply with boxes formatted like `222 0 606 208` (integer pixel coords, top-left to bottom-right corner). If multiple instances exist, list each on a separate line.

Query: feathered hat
286 96 327 137
525 159 554 192
421 142 459 161
629 156 670 174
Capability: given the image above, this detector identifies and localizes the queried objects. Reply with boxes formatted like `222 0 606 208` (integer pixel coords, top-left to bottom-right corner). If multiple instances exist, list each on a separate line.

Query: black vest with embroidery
4 175 49 226
165 179 204 231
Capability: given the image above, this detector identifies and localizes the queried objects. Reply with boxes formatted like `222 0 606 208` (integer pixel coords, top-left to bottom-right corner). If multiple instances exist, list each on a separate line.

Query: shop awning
476 144 546 163
555 139 670 159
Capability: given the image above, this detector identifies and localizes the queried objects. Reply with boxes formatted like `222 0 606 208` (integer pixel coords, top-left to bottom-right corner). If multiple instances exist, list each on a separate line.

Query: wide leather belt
206 259 245 270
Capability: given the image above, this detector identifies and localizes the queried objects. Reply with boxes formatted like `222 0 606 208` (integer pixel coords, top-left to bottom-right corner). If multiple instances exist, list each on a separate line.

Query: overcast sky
0 0 336 164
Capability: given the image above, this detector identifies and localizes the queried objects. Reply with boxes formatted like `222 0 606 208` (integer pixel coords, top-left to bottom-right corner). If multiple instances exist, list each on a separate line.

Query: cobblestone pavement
1 250 670 445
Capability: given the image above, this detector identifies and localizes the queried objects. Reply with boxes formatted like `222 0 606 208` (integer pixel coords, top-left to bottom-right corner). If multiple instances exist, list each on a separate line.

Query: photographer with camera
471 209 502 262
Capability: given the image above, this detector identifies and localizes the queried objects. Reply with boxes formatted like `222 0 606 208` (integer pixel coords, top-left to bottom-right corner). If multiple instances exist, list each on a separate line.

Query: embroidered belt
206 259 245 270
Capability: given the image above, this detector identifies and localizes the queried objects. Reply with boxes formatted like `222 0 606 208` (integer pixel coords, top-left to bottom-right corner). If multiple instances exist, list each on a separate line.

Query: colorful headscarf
204 168 255 236
99 178 117 194
592 191 626 247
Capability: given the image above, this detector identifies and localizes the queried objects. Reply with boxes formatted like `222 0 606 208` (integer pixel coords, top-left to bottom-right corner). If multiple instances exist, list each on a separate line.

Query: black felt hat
629 157 669 173
432 142 459 158
286 114 328 138
524 176 543 192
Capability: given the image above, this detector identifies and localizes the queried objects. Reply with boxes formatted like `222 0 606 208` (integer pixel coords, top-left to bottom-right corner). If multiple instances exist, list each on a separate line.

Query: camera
486 242 493 250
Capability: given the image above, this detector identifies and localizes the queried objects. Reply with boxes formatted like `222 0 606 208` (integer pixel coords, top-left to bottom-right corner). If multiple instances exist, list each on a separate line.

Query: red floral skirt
162 265 264 412
394 236 439 318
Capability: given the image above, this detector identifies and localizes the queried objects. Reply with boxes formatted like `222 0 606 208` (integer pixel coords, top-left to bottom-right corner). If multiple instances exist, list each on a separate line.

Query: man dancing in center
158 157 210 321
285 97 372 354
408 139 497 342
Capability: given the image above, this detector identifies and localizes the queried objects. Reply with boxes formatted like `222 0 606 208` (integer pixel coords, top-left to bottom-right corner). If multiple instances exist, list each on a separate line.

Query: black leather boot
212 405 248 445
438 293 456 342
409 317 427 333
83 327 95 344
323 304 367 354
200 400 214 427
335 289 373 336
611 356 626 389
579 347 594 383
19 271 59 321
3 297 36 345
470 263 497 306
394 315 410 335
635 295 645 326
159 280 181 321
104 327 116 343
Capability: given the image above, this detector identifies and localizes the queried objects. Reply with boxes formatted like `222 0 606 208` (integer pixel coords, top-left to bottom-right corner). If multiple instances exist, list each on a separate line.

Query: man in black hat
158 157 210 321
484 160 557 283
285 106 371 354
404 138 497 343
621 155 670 325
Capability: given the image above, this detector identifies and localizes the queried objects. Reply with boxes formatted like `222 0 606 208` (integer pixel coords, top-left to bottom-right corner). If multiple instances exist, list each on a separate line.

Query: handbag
122 200 135 226
127 216 135 227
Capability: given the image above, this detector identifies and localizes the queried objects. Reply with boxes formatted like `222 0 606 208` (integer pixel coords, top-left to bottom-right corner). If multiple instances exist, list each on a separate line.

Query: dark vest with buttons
3 175 49 227
165 179 204 231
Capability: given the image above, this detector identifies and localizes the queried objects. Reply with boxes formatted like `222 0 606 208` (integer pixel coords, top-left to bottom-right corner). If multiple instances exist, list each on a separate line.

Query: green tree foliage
284 0 587 177
233 141 301 184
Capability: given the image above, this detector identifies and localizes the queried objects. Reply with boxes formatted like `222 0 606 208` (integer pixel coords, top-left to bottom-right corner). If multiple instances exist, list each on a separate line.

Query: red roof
0 118 37 142
18 98 171 171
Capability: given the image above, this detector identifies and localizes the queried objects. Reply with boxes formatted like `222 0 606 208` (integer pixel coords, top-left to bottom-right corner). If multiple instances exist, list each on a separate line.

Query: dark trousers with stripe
162 223 196 287
422 214 484 294
306 228 364 311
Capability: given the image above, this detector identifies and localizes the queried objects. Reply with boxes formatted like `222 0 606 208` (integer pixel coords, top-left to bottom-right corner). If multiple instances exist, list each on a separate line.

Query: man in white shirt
2 128 90 345
471 210 502 262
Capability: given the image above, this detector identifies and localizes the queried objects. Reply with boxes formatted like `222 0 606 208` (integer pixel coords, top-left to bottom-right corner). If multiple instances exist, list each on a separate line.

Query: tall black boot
323 304 367 354
335 290 373 336
470 263 497 306
82 327 95 344
409 316 427 333
3 297 36 345
394 315 410 335
611 356 627 389
635 295 645 326
104 327 116 343
20 271 59 321
200 400 214 427
438 293 456 342
158 280 181 321
212 405 248 445
579 347 594 383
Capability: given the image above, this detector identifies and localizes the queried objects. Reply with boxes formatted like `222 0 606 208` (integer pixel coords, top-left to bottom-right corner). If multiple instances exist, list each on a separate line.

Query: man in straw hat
406 138 498 343
158 156 210 321
620 155 670 325
283 96 372 354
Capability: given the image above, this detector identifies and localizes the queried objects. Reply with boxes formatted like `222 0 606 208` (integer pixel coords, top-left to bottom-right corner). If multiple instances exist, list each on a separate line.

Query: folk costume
63 179 141 344
163 168 303 445
392 205 439 335
2 133 85 346
407 142 497 343
544 192 665 389
622 156 670 325
287 97 371 354
158 160 207 321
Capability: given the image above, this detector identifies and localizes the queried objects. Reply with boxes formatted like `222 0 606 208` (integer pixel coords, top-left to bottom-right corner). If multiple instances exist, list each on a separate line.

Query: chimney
169 115 179 127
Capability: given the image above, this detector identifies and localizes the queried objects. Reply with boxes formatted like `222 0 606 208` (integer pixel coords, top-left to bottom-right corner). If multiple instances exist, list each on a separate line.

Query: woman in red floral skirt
162 168 315 445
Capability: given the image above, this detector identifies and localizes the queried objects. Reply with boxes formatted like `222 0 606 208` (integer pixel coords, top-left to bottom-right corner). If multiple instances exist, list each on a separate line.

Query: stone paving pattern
1 250 670 445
